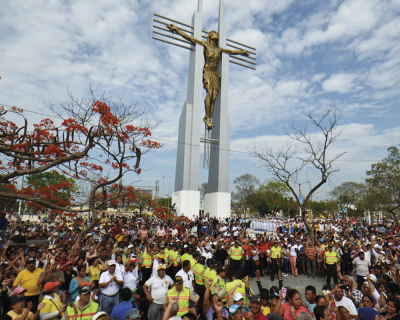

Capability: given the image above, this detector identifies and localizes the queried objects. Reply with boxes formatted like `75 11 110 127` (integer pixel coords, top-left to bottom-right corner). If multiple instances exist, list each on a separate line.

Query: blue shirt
201 226 209 236
110 301 134 320
300 247 307 260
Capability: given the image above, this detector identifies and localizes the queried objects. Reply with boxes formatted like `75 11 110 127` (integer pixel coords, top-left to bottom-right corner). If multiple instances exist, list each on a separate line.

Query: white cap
106 260 117 266
233 292 243 301
92 312 108 320
369 274 377 282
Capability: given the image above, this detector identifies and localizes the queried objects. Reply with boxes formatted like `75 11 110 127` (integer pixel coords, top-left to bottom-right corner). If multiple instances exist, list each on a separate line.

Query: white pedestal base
172 190 200 218
204 192 231 218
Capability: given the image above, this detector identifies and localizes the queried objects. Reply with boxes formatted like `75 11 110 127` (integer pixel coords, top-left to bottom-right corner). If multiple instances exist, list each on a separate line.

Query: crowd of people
0 210 399 320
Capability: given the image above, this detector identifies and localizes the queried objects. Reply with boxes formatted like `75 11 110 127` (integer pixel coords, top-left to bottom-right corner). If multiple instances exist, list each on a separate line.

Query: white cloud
322 73 360 93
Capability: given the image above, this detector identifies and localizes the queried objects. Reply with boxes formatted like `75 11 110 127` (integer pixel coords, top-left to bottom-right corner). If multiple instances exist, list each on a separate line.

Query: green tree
26 171 77 208
249 178 290 216
328 181 366 217
232 174 259 215
366 146 400 222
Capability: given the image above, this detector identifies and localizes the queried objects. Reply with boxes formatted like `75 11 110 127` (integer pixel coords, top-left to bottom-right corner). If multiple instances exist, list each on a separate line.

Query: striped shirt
305 246 317 260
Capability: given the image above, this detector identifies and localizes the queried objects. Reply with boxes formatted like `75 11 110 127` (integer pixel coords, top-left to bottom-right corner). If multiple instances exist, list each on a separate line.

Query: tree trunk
71 196 100 257
389 209 400 228
302 204 315 245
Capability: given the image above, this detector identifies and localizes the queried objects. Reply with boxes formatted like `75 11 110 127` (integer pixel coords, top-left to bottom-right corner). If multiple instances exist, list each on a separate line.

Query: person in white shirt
175 260 195 291
144 265 173 320
124 260 139 292
202 246 212 259
332 284 358 318
353 252 370 290
98 260 123 314
289 241 299 276
152 255 166 278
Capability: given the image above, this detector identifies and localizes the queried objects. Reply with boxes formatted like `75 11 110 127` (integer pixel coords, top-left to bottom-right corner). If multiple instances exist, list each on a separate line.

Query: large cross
152 0 256 218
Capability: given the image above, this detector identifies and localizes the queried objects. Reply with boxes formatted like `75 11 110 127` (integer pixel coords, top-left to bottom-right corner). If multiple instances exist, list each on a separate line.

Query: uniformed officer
229 240 244 278
269 240 282 281
324 243 338 287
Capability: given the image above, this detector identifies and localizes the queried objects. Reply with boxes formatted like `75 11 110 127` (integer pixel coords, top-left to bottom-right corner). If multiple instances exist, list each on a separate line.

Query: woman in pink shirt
279 289 309 320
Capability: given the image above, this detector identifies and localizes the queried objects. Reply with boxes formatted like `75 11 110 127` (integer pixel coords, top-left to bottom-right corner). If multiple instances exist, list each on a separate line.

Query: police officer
269 240 282 281
229 240 244 278
324 243 339 288
193 256 206 306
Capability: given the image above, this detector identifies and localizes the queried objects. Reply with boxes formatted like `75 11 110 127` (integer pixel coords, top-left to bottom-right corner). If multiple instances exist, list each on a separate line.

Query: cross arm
167 24 205 46
221 47 249 57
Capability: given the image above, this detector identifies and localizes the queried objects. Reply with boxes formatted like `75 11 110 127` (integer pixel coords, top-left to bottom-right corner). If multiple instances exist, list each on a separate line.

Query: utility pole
168 180 171 214
163 176 165 198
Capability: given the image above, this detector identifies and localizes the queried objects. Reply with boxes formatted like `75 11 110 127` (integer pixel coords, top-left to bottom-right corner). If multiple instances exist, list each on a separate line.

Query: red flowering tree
0 91 162 250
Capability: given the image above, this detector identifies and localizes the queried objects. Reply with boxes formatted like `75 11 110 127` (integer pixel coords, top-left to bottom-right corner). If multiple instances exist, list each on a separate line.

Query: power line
0 103 383 163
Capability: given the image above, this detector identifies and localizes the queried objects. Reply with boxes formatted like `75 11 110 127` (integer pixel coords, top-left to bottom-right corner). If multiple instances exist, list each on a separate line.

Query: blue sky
0 0 399 201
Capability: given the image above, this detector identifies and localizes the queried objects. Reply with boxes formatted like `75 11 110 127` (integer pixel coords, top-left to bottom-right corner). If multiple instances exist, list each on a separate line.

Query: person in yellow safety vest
65 282 99 320
211 266 228 303
169 244 181 279
156 245 168 265
269 240 282 282
189 251 199 270
228 240 244 278
193 256 206 307
225 271 249 306
163 276 199 317
140 245 153 284
202 259 217 286
181 246 192 263
324 243 338 287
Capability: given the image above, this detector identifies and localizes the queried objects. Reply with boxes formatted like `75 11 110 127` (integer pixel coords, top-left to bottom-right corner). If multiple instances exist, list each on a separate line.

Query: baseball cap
106 260 117 266
229 304 243 315
369 274 377 282
199 257 206 264
250 295 261 304
27 257 36 263
157 265 166 271
205 246 211 250
269 292 280 299
43 281 60 292
92 312 109 320
78 281 91 294
217 266 227 274
11 294 25 304
12 287 26 296
233 292 243 301
174 276 183 284
128 244 134 249
126 309 141 320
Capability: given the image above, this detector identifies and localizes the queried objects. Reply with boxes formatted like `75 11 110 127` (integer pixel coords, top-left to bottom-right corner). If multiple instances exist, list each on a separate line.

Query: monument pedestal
172 190 200 217
204 192 231 218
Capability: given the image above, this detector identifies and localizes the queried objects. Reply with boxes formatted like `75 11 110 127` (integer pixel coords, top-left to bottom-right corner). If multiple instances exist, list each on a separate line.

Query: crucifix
152 0 256 218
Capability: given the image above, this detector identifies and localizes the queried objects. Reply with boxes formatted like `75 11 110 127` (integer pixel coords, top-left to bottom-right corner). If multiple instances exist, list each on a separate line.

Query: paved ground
248 273 327 298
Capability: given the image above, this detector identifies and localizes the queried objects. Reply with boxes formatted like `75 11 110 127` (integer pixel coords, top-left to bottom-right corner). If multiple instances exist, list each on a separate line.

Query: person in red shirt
243 295 268 320
257 241 269 276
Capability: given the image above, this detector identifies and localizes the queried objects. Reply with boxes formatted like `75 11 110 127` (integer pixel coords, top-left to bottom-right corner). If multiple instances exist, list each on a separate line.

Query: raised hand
170 296 179 304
